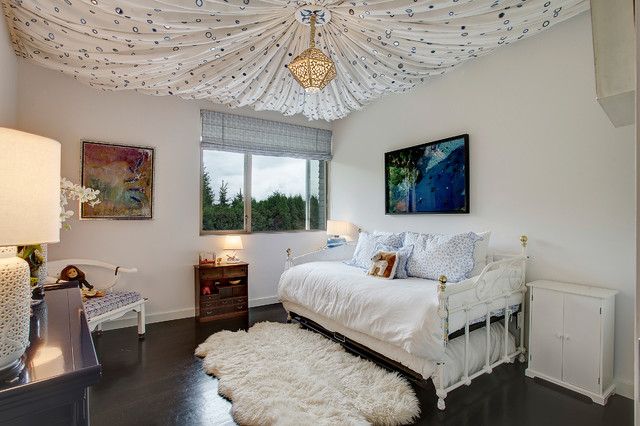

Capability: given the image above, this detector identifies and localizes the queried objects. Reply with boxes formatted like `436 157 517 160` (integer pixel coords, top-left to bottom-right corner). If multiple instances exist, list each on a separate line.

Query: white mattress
278 261 522 361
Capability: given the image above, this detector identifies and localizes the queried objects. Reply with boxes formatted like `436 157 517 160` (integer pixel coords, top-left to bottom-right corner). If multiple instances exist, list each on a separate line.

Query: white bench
47 259 146 339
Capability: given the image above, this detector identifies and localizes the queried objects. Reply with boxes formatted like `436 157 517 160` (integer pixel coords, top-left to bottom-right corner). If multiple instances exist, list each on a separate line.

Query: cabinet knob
555 332 563 340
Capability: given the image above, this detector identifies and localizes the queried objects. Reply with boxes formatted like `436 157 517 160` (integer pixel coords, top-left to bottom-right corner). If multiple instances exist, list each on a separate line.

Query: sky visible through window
203 151 307 201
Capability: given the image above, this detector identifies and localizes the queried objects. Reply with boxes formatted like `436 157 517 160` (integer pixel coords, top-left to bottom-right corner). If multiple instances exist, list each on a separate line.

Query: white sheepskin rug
195 322 420 426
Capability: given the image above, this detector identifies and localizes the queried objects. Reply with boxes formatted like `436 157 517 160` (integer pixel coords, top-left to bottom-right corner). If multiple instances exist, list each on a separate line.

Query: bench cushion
84 291 143 319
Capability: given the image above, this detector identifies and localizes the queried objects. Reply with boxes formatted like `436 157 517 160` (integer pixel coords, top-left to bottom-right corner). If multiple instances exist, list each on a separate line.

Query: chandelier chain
309 14 316 49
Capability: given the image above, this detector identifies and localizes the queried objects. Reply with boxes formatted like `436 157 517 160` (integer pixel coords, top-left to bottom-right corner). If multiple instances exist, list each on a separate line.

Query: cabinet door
562 293 601 393
530 288 564 380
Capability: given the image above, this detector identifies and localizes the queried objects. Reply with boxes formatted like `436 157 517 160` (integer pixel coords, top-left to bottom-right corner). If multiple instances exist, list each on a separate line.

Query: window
201 151 245 232
200 110 330 234
201 152 326 233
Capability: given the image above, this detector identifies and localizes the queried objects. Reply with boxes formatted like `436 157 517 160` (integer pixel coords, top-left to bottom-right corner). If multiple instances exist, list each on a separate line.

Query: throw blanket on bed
278 261 447 360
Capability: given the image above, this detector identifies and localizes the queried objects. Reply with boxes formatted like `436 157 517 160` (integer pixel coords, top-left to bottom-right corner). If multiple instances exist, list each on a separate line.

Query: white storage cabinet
525 280 617 404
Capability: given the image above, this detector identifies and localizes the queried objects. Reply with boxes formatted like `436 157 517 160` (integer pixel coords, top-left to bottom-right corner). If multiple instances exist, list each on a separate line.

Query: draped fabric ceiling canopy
2 0 587 121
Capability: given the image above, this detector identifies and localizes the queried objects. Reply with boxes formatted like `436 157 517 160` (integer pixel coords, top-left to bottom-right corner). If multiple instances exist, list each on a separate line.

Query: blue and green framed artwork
385 134 469 214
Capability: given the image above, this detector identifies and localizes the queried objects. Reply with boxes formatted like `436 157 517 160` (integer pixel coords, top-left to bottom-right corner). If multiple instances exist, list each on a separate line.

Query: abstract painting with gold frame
81 141 154 219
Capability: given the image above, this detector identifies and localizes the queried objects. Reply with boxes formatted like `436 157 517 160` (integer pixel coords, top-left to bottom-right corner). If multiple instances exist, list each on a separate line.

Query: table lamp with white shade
223 235 244 263
0 128 61 373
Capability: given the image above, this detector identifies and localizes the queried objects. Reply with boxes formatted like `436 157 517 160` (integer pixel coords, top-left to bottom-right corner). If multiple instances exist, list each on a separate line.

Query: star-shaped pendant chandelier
288 9 336 93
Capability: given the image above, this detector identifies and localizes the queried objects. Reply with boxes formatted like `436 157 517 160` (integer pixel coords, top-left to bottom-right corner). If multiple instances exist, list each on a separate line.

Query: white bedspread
278 261 447 360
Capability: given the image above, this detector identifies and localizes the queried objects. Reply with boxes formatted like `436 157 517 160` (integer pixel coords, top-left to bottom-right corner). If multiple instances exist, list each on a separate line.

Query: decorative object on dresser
81 141 154 219
194 262 248 325
17 179 100 306
525 280 617 405
223 235 244 263
0 283 101 425
199 251 216 265
16 244 47 304
47 259 145 338
385 134 469 214
0 128 61 374
60 176 101 227
195 322 419 425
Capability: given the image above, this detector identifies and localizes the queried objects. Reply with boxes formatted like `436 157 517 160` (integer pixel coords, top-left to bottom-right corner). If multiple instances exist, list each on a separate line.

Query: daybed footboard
433 235 529 410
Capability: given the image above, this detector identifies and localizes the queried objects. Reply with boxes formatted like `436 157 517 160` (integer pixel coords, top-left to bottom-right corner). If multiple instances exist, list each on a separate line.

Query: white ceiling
1 0 587 121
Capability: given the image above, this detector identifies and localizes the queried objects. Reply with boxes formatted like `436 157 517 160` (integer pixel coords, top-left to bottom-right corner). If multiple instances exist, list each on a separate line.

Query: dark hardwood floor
90 304 632 426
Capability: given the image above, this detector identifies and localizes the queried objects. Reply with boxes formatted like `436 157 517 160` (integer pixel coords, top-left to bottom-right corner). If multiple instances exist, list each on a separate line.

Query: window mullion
305 159 311 230
244 153 252 233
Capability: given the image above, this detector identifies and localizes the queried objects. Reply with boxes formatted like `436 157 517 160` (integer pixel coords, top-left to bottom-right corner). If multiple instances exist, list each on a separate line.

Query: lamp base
0 356 25 382
0 247 31 371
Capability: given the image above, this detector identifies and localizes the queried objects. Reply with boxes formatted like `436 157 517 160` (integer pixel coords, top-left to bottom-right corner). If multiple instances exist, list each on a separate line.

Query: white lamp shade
0 128 61 246
224 235 244 250
326 220 351 237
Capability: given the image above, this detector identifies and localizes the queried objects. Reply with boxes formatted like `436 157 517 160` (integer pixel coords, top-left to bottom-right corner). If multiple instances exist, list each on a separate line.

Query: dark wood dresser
194 263 248 325
0 284 101 425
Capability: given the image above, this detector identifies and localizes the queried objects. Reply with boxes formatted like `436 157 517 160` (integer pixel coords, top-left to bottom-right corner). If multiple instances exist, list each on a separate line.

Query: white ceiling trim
1 0 588 121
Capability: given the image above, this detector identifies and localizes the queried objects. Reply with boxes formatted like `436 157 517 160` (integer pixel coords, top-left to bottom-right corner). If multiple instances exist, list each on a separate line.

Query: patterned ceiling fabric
1 0 588 121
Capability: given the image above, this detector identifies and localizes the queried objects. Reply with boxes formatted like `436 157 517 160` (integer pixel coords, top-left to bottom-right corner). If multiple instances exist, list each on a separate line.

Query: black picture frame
384 134 470 215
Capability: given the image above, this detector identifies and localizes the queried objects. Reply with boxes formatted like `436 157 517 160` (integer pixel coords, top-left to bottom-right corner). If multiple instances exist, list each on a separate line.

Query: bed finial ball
438 275 447 285
520 235 528 247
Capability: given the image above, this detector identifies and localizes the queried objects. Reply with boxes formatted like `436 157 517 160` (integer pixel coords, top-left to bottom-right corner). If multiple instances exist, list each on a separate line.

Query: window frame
199 147 328 235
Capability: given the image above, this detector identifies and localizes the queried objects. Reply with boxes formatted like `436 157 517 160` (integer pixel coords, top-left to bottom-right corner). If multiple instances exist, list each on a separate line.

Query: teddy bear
368 251 398 279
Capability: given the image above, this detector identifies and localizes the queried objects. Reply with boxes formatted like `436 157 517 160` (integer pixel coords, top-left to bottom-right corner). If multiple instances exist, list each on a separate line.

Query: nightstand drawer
200 294 220 304
202 303 247 318
200 269 223 280
201 296 247 309
224 265 248 278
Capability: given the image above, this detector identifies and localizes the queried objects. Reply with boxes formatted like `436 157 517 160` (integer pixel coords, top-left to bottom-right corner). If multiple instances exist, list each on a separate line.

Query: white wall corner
614 378 634 400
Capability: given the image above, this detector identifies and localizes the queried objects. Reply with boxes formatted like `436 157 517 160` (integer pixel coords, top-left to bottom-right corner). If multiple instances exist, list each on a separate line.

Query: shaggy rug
195 322 420 426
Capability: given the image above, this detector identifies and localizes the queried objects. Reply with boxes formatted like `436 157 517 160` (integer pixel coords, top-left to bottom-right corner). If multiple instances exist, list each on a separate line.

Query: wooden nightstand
194 262 248 324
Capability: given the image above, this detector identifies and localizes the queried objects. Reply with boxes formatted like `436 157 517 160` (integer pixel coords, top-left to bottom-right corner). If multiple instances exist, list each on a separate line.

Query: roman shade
201 110 332 161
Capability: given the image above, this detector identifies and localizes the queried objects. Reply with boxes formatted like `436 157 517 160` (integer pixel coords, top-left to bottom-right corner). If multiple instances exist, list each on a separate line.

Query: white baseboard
100 296 280 331
249 295 279 307
100 307 195 331
615 378 634 400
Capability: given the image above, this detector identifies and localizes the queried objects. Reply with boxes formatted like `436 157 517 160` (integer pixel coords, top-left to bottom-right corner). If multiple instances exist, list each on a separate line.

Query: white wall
331 13 635 397
16 60 329 323
0 12 17 126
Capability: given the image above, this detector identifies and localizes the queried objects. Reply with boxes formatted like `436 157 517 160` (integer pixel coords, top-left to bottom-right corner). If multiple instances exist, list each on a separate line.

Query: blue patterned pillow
372 231 405 248
404 232 480 282
346 231 404 269
375 243 414 279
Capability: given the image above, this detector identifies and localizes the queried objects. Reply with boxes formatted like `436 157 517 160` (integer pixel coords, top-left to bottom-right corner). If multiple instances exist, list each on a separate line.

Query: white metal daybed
279 235 529 411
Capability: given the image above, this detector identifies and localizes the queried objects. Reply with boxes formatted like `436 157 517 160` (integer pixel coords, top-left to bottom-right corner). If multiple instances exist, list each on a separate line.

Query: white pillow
404 231 480 282
346 231 404 269
468 231 491 278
